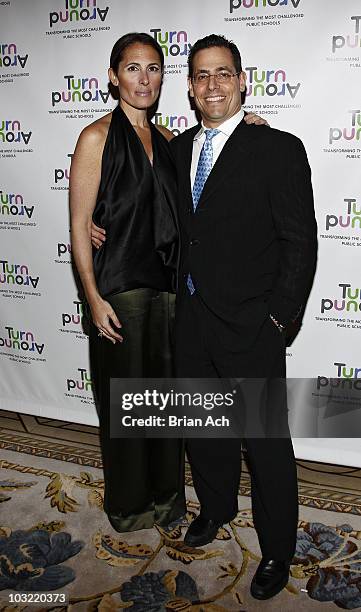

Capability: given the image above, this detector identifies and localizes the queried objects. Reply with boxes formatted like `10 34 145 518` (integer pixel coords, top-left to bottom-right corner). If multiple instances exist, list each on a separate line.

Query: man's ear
188 77 194 98
239 70 246 92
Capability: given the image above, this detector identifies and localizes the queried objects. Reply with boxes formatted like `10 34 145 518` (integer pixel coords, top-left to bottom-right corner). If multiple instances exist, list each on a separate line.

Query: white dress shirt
190 108 245 189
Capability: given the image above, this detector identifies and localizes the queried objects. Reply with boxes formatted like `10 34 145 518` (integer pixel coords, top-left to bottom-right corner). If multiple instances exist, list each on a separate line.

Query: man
169 34 317 600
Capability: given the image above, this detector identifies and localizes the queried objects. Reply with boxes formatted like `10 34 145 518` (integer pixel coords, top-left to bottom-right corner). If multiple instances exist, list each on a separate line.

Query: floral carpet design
0 417 361 610
0 524 83 593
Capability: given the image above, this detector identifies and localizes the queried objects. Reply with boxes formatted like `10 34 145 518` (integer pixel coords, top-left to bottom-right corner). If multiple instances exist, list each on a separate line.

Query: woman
70 32 266 533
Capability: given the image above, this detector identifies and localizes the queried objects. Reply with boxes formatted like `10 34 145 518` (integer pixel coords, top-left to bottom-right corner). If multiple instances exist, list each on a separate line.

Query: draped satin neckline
92 102 179 297
117 105 155 168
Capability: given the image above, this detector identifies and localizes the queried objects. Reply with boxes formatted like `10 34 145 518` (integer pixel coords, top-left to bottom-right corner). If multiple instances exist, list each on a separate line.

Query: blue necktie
187 128 220 294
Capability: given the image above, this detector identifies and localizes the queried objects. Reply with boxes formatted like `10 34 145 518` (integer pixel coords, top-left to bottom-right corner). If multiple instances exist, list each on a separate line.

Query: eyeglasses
192 71 241 84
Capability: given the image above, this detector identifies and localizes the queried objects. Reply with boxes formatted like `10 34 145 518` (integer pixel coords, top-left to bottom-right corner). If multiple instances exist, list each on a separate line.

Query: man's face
188 46 246 128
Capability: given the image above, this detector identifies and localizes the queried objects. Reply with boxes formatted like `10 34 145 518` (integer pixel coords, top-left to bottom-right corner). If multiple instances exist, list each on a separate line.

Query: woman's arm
70 122 122 343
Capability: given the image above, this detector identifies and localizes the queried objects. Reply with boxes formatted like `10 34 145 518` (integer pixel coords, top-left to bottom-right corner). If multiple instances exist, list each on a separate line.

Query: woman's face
109 42 163 110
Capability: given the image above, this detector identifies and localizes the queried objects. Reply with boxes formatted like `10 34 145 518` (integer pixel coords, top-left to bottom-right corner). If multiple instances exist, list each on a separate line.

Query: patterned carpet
0 409 361 611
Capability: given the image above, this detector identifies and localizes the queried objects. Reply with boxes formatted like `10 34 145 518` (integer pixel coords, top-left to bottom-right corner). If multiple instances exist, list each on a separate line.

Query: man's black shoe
250 558 291 600
184 516 223 547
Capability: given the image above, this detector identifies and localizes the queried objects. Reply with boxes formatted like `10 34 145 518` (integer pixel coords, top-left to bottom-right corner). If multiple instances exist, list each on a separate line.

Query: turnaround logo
54 154 72 183
51 75 110 107
0 259 39 289
57 241 71 260
329 110 361 145
332 15 361 54
0 190 34 220
149 29 191 57
0 326 44 355
0 120 31 145
321 283 361 315
153 113 188 136
229 0 301 13
52 154 72 191
66 367 93 393
0 43 28 69
317 361 361 393
61 300 85 328
334 361 361 378
325 198 361 232
49 0 109 28
245 66 300 98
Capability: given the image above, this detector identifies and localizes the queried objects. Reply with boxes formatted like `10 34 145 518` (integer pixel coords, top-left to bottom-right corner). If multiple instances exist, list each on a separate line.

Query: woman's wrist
86 290 103 308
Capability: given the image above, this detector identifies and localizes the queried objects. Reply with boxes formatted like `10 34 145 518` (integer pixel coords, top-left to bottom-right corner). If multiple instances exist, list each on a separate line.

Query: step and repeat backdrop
0 0 360 465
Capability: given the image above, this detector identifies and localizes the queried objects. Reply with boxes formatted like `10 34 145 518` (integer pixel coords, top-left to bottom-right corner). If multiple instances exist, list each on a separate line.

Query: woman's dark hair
109 33 164 99
188 34 242 78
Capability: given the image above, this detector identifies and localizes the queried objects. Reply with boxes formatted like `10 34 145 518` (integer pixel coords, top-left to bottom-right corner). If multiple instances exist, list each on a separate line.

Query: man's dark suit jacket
170 119 318 351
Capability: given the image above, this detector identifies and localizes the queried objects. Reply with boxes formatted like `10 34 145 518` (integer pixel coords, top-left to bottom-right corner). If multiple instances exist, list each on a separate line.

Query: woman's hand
91 222 106 249
89 295 123 343
244 112 269 126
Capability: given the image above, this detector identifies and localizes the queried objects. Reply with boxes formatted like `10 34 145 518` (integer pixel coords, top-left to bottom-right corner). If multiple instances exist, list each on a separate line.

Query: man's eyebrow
195 66 234 73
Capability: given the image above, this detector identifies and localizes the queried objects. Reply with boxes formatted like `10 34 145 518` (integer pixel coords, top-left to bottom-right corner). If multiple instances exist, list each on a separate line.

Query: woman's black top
92 105 179 297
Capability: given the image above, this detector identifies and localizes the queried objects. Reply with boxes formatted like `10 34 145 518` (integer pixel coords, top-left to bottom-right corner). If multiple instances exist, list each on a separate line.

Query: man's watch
269 313 285 333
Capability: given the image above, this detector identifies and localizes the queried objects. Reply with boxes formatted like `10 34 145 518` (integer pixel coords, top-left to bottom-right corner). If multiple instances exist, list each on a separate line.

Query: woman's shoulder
78 112 112 148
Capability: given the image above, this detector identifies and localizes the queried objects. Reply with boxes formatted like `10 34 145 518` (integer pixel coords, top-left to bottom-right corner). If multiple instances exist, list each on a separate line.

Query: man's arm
268 133 318 327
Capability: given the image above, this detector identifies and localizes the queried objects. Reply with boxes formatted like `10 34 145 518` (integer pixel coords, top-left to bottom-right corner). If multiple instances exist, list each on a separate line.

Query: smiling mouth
205 96 225 103
136 91 152 96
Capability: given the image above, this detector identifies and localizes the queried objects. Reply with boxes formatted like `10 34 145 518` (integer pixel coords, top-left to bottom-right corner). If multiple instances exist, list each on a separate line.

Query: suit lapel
197 119 252 208
177 125 199 212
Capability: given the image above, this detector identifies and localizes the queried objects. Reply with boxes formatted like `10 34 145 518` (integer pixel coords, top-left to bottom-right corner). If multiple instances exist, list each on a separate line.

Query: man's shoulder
245 122 304 150
169 124 200 151
243 124 310 172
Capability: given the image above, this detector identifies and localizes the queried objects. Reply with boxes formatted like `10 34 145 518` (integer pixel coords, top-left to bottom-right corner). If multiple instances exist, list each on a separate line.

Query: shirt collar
194 108 245 140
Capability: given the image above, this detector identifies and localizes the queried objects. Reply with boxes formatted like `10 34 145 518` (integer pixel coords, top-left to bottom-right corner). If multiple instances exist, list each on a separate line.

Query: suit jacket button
190 239 199 246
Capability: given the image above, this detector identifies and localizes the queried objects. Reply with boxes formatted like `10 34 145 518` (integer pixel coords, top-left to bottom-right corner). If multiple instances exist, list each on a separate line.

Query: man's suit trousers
175 288 299 561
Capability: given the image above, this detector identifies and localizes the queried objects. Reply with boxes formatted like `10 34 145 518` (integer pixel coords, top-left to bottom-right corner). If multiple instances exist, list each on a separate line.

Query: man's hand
91 222 106 249
244 112 269 126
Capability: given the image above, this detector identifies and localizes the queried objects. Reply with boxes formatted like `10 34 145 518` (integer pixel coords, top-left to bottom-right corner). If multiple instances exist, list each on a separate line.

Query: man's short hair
188 34 242 78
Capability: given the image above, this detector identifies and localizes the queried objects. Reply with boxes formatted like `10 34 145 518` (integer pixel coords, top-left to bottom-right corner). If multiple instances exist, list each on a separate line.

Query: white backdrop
0 0 360 465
